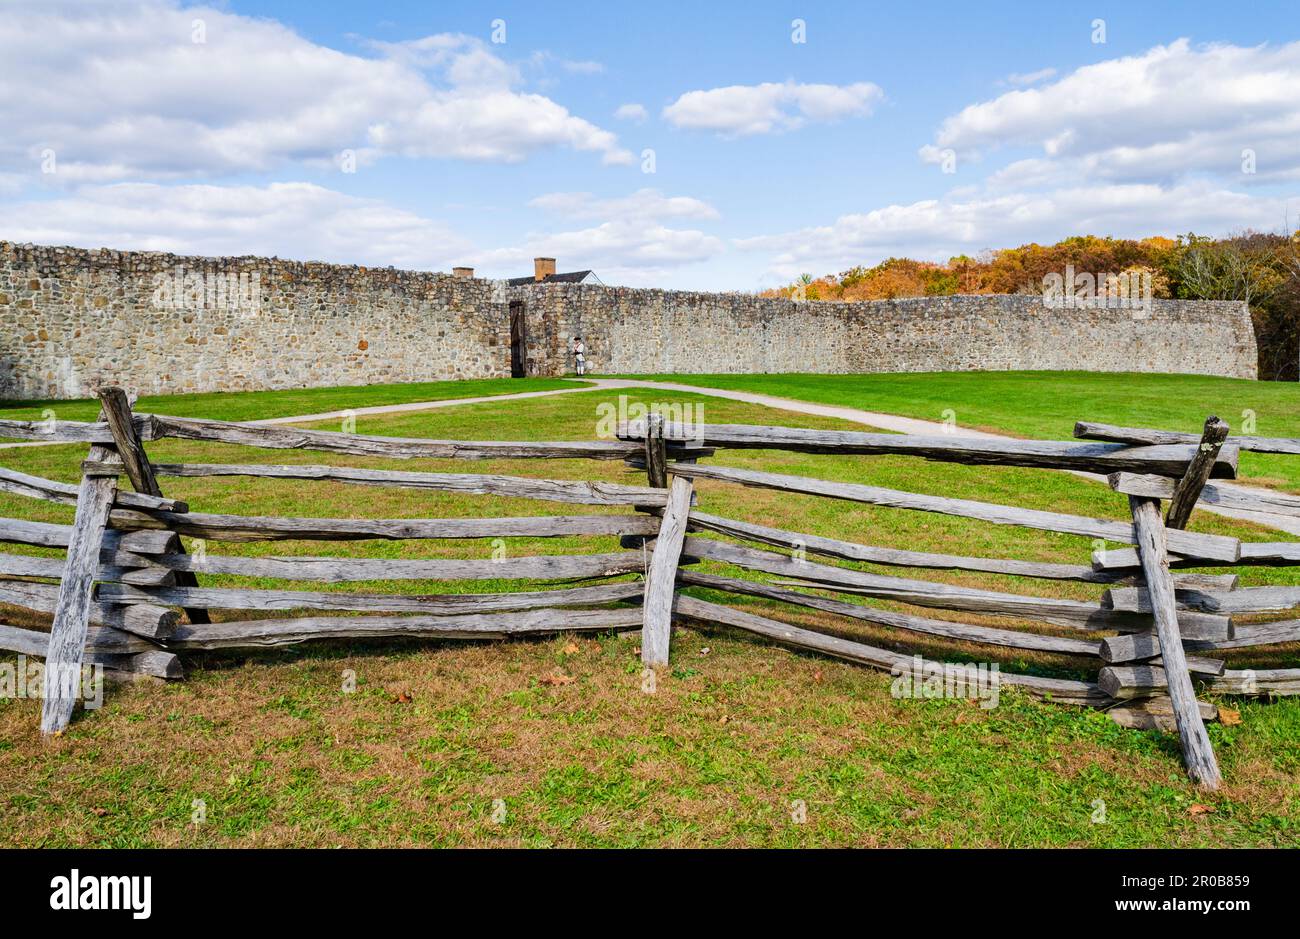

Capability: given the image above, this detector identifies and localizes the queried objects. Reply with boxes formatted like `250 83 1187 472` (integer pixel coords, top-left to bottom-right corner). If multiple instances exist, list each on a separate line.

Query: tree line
771 233 1300 381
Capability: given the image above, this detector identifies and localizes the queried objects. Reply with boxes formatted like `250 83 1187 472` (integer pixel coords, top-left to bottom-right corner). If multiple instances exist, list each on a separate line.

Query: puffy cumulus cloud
737 181 1293 280
0 0 631 181
0 179 724 286
926 39 1300 182
370 90 632 165
0 182 470 270
662 80 882 136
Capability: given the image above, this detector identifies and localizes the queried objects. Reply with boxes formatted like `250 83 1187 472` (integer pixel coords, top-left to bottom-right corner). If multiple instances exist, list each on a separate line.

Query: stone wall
0 242 509 399
512 285 1258 380
0 242 1258 400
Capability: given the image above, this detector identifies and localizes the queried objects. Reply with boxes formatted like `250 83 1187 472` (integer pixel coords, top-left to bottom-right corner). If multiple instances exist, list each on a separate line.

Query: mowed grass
620 371 1300 492
0 380 1298 847
0 376 584 425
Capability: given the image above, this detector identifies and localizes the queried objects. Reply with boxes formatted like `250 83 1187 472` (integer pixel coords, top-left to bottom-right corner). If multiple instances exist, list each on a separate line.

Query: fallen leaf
539 673 576 687
812 669 824 683
718 715 729 725
562 641 581 656
1187 803 1215 816
632 646 642 657
1218 707 1242 726
392 691 413 704
91 807 109 817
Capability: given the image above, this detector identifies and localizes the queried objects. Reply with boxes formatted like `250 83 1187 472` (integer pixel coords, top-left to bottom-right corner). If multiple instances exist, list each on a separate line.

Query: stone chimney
534 257 556 282
452 266 474 279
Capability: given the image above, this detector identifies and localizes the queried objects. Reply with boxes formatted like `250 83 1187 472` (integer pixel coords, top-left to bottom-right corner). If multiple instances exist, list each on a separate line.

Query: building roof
506 270 603 287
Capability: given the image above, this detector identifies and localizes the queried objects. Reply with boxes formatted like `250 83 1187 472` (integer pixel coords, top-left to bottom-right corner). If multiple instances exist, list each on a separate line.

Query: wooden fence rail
1076 420 1300 455
619 420 1241 476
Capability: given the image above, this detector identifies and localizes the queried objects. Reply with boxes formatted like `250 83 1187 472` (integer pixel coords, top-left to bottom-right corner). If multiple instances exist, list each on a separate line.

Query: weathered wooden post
1126 495 1222 789
97 388 210 625
641 475 692 667
40 469 116 734
644 413 668 489
1166 416 1229 530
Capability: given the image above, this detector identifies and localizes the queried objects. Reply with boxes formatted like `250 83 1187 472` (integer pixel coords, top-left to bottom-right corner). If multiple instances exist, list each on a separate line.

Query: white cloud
0 179 724 287
737 181 1294 280
615 103 649 123
662 80 883 136
0 0 631 181
928 39 1300 182
0 182 470 270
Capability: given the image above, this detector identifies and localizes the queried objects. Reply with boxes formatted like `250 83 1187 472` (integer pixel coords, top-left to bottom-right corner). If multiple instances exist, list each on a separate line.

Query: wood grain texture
1105 585 1300 615
104 508 659 542
142 462 668 506
107 549 647 582
1094 541 1300 570
1165 417 1229 530
0 623 156 656
0 625 175 675
678 571 1101 657
166 606 644 650
1126 495 1221 789
0 550 179 599
0 415 156 443
1077 419 1300 455
151 414 640 460
1103 618 1300 657
671 594 1110 707
667 462 1240 562
620 420 1239 476
92 388 215 621
686 510 1237 588
641 476 692 666
1196 619 1300 650
1108 472 1300 520
39 470 117 734
97 388 163 498
1208 668 1300 695
644 413 668 489
677 536 1231 637
99 651 183 679
96 580 644 614
0 578 178 636
0 465 185 512
1106 696 1218 731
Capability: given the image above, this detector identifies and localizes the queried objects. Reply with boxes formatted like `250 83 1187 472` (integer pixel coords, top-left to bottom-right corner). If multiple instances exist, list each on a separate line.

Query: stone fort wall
0 243 509 400
0 242 1257 400
513 285 1258 380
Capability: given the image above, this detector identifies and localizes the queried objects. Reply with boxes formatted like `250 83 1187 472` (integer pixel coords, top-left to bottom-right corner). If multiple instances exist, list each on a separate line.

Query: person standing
572 336 586 376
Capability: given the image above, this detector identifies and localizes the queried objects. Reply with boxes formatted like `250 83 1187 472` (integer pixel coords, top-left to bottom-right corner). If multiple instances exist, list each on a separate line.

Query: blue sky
1 0 1298 289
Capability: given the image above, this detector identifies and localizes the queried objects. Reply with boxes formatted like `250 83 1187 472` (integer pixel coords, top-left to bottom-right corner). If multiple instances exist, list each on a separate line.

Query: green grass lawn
617 371 1300 491
0 376 584 425
0 374 1298 847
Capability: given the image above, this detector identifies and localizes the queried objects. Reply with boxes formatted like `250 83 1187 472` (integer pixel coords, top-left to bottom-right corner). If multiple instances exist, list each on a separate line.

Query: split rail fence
3 391 1300 789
